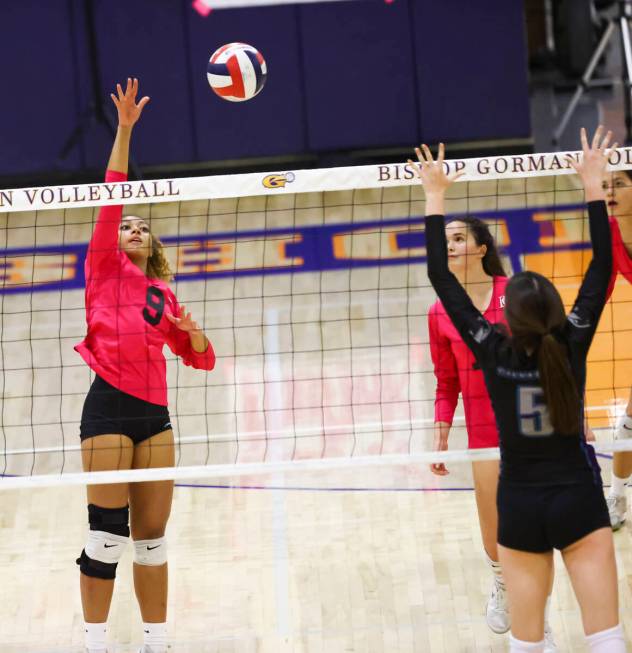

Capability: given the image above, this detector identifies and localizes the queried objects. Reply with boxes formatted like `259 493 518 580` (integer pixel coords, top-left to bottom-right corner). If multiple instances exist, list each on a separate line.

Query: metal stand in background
553 0 632 145
57 0 141 177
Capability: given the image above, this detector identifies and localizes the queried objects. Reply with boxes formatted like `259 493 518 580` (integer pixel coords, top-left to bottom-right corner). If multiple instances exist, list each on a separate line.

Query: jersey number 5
518 386 554 437
143 286 165 326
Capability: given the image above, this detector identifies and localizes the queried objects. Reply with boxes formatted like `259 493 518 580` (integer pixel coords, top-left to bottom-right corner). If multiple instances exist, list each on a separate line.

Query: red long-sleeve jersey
610 216 632 286
75 170 215 406
428 276 508 449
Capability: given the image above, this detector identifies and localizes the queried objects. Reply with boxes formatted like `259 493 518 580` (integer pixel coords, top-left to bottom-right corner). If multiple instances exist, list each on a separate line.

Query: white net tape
2 437 632 489
1 148 632 214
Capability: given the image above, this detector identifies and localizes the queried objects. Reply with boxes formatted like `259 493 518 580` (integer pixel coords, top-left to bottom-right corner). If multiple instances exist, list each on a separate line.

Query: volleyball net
1 149 631 489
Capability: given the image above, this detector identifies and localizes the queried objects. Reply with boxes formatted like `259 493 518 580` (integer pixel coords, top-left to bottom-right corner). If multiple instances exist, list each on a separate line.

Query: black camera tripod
553 0 632 145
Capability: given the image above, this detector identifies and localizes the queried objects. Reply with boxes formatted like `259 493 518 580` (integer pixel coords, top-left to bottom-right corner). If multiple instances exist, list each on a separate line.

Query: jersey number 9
143 286 165 326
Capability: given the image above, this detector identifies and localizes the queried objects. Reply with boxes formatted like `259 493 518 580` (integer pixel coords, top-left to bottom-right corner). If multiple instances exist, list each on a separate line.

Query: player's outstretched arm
565 127 614 348
107 77 150 174
411 144 494 363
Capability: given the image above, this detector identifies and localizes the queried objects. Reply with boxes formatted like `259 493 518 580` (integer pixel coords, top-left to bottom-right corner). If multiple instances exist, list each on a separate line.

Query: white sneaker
615 415 632 440
544 623 558 652
485 580 510 633
607 493 628 530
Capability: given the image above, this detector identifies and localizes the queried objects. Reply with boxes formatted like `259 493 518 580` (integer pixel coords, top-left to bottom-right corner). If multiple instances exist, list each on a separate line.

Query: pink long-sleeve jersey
428 276 508 449
610 216 632 286
75 170 215 406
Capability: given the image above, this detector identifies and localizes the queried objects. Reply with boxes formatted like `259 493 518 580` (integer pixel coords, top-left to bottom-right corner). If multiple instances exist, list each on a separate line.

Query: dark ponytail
446 216 506 277
505 272 581 436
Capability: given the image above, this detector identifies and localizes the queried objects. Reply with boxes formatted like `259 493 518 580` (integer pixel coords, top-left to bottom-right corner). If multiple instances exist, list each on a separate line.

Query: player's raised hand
408 143 464 196
566 126 616 200
111 77 150 129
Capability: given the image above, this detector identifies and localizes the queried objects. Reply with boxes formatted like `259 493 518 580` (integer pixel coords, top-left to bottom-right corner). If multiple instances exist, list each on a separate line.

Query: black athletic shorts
80 375 172 445
497 479 610 553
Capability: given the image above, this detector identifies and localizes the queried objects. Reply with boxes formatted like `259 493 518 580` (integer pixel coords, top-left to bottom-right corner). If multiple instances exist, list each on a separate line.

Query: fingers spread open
605 142 619 159
600 130 613 152
580 126 589 152
591 124 603 150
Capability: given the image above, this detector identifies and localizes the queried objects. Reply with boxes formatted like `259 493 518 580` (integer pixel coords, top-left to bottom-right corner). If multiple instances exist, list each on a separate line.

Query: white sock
84 622 107 652
586 623 626 652
143 622 167 653
509 634 545 652
610 474 629 497
486 551 505 589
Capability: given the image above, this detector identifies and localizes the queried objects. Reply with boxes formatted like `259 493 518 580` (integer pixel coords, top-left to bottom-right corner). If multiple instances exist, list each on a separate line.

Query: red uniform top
75 170 215 406
609 216 632 287
428 276 508 449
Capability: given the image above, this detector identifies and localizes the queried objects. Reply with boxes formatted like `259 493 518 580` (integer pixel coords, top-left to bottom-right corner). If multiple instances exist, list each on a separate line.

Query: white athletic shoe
485 580 510 634
544 623 558 653
615 415 632 440
607 493 628 530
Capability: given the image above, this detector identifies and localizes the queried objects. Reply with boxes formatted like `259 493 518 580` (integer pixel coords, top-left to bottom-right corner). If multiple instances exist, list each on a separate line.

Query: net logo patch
262 172 295 189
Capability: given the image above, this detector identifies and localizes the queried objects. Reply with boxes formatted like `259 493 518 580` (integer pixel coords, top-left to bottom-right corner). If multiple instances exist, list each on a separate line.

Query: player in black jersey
411 127 626 653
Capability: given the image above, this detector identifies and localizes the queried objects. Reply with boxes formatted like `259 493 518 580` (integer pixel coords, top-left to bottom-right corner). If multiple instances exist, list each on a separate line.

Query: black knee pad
87 503 131 537
76 504 130 579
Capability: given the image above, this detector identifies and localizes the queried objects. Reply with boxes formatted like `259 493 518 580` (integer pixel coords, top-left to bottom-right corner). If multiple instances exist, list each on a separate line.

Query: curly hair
146 233 174 282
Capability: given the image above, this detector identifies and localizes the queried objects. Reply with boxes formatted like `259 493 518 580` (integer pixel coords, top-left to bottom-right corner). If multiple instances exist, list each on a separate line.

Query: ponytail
537 333 581 435
505 272 582 436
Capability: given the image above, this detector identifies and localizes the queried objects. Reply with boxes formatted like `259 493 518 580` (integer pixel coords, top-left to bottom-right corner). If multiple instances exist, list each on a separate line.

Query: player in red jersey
602 170 632 530
75 79 216 653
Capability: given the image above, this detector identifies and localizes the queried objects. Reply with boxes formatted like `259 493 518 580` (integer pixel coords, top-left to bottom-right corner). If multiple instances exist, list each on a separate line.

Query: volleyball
207 42 267 102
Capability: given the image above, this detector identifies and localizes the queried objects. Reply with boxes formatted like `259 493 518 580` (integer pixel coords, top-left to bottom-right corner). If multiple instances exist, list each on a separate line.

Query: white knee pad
509 634 545 653
81 530 129 581
134 537 168 566
586 624 626 652
85 530 129 565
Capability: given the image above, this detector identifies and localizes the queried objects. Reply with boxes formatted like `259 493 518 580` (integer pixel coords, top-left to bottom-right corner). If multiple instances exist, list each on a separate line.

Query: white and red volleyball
207 42 267 102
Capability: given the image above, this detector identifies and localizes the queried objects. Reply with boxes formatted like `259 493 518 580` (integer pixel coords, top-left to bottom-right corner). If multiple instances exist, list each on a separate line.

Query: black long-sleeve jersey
425 201 613 485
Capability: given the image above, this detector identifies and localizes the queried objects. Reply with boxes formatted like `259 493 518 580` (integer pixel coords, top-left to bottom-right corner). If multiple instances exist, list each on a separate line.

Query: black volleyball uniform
80 375 172 445
425 200 612 552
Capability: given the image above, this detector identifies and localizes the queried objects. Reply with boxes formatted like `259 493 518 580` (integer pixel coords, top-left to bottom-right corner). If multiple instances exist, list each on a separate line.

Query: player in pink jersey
75 79 215 653
424 196 556 646
602 170 632 530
